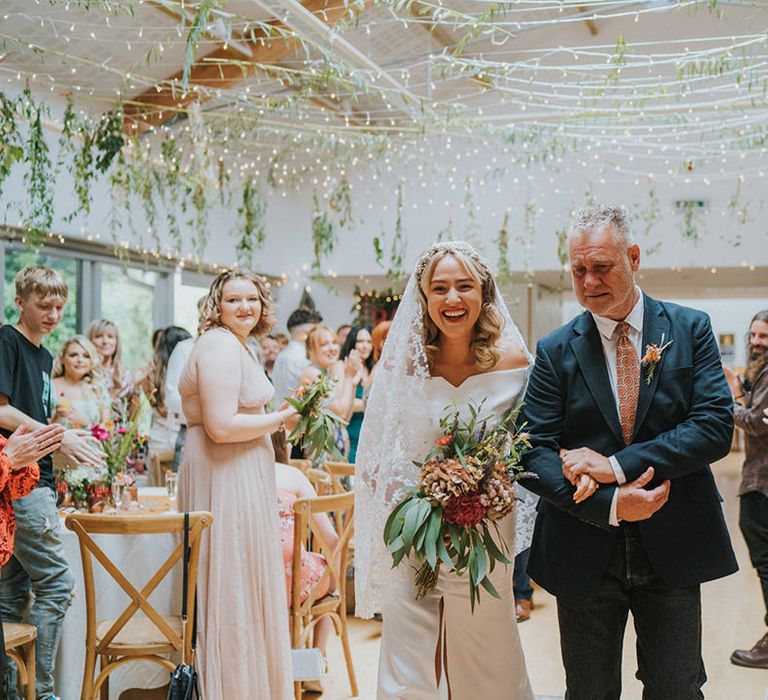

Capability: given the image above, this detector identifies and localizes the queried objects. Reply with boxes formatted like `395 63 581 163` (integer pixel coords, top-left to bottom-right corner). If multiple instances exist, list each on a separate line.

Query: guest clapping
338 326 374 463
272 308 322 404
0 424 64 568
299 325 357 458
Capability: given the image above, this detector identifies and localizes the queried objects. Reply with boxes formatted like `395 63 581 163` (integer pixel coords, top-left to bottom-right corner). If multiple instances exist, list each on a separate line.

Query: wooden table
55 488 182 699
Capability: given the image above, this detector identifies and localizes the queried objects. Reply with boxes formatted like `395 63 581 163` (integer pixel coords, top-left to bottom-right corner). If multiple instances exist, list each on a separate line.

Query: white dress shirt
165 337 195 426
589 286 644 526
271 340 310 406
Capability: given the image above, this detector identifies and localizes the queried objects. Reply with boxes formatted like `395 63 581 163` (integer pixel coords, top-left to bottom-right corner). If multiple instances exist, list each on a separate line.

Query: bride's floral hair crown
415 241 491 283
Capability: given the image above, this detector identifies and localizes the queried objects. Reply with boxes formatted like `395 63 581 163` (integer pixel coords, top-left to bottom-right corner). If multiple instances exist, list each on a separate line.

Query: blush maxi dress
178 327 293 699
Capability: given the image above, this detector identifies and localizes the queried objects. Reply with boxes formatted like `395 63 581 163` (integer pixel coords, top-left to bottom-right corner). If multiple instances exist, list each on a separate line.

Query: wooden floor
322 452 768 699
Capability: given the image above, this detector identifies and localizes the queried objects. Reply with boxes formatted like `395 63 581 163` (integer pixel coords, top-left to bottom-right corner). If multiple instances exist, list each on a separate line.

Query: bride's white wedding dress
376 368 535 700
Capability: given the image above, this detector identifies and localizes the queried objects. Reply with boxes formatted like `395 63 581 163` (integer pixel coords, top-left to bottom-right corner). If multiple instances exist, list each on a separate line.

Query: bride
355 241 536 699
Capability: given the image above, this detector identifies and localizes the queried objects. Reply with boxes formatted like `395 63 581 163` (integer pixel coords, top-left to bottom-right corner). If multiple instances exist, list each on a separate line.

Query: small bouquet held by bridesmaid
285 374 344 460
383 400 535 610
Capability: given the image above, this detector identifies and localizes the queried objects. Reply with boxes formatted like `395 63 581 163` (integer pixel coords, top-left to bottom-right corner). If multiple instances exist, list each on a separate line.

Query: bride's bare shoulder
492 339 530 371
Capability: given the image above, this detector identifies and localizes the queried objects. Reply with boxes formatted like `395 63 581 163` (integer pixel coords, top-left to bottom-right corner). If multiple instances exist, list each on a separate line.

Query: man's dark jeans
739 490 768 626
513 548 533 601
557 523 706 700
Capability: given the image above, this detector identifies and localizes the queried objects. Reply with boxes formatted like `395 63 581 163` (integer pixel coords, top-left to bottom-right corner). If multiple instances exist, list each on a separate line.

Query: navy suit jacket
520 294 737 601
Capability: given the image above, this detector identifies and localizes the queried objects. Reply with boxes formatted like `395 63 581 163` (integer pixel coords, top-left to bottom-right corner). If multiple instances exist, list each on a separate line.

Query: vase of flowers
90 419 148 486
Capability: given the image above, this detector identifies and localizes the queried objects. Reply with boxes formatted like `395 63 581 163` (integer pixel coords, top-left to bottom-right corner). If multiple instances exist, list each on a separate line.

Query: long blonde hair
198 270 275 339
52 336 106 407
86 318 125 392
415 243 505 371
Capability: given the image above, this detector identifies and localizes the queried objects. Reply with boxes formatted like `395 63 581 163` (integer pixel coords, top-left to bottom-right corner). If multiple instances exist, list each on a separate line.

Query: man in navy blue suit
520 205 737 700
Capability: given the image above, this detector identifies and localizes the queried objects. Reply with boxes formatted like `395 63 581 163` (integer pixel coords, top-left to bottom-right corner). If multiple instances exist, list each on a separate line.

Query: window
100 264 159 372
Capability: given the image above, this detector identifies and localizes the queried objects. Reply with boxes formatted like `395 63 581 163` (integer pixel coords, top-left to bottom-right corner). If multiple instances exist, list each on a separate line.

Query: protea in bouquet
284 373 344 460
383 400 535 610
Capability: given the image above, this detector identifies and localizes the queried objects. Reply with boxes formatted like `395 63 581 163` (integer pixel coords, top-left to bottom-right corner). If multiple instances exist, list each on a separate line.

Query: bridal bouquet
383 400 535 610
285 374 344 460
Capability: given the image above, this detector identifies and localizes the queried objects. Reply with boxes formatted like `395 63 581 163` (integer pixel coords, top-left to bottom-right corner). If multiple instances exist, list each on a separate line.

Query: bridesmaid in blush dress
177 270 299 700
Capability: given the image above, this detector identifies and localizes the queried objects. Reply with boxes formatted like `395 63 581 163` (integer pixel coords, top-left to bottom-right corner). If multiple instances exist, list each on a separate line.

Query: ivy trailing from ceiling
159 132 183 252
463 176 480 244
678 201 703 242
519 200 537 287
495 210 511 286
630 188 661 239
555 224 569 291
0 92 23 198
20 89 54 246
311 190 337 273
236 175 267 267
728 176 749 225
387 182 406 281
183 0 225 88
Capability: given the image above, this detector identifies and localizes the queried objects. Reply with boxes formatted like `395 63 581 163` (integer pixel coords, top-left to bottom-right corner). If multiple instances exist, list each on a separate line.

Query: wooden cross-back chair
288 458 312 475
148 449 175 487
3 622 36 700
65 511 213 700
290 491 357 699
322 460 355 494
306 467 334 497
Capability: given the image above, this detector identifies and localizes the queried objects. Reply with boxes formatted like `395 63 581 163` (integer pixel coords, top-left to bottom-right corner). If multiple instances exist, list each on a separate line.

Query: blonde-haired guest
86 319 135 417
177 269 300 699
51 336 110 429
299 325 358 457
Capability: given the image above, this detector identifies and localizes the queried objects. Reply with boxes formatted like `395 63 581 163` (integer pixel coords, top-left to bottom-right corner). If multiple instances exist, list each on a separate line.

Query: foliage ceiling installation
0 0 766 268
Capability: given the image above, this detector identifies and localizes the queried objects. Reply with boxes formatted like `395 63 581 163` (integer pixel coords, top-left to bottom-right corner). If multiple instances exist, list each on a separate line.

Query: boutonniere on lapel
641 334 673 385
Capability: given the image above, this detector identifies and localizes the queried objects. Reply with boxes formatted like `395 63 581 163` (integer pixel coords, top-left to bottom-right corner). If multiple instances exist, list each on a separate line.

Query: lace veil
354 241 538 619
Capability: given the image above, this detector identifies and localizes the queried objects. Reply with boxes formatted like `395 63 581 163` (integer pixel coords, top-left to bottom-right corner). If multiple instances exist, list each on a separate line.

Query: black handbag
167 513 200 700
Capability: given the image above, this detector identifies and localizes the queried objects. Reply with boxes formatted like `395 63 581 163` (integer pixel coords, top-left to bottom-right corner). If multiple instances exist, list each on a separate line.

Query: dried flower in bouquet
383 400 536 611
284 373 344 461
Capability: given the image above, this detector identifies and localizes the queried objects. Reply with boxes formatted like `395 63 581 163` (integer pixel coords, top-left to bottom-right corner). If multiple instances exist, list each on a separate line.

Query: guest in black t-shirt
0 265 104 699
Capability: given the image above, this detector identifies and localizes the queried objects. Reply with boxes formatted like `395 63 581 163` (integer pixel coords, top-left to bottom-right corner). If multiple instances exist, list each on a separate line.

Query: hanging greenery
678 201 703 242
630 188 661 239
519 201 536 287
311 190 337 273
183 0 225 87
328 175 354 228
93 109 125 173
463 176 480 244
20 90 54 246
728 176 749 225
235 175 267 267
0 92 23 198
159 132 183 253
387 182 407 281
495 210 511 285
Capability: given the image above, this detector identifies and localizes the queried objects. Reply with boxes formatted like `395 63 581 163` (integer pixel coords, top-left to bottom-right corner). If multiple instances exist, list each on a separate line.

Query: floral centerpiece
56 416 147 511
62 466 109 510
383 400 535 610
90 419 148 484
284 374 345 461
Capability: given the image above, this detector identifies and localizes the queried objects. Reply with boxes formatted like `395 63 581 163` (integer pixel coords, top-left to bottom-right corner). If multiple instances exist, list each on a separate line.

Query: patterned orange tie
615 321 640 446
